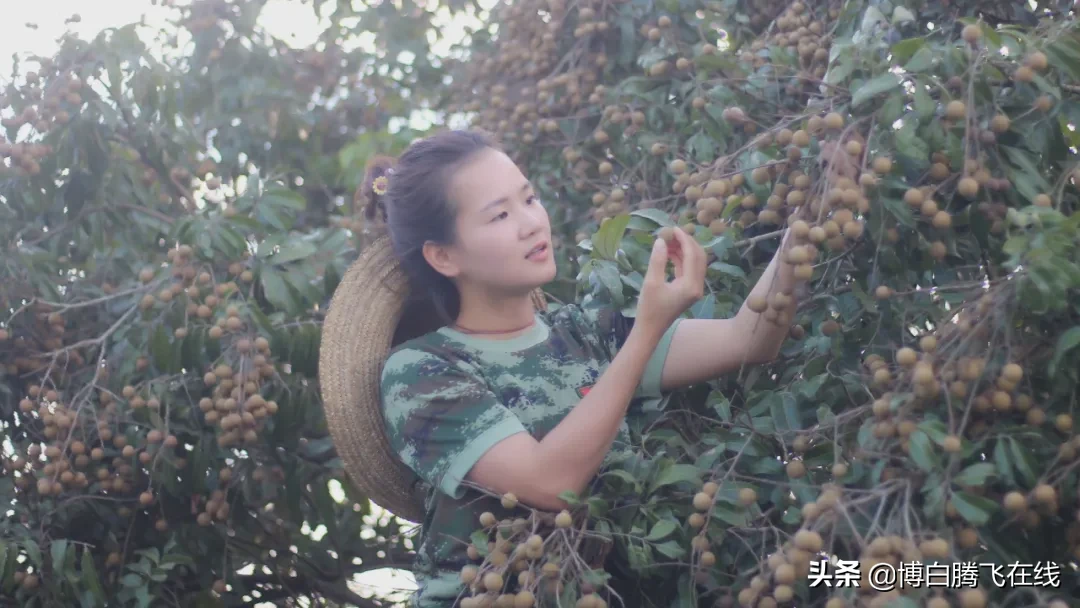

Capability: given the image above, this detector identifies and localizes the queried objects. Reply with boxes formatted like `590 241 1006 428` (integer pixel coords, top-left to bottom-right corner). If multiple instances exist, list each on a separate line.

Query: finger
668 231 688 276
646 237 669 281
676 227 706 283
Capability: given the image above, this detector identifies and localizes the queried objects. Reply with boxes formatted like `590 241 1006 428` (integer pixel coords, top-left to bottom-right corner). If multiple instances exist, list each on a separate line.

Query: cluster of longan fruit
0 67 83 175
200 356 279 448
741 1 841 96
457 495 608 608
736 528 822 608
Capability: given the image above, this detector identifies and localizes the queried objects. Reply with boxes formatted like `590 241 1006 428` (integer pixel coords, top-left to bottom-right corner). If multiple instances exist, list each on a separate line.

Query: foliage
0 1 445 606
3 0 1080 607
436 0 1080 607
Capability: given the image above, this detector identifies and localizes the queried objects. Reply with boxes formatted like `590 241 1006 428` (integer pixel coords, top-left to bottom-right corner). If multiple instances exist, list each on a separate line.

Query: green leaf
951 491 996 526
260 269 295 314
993 439 1017 487
82 549 106 602
913 81 935 119
645 519 677 542
262 186 306 211
905 47 934 72
882 196 916 228
651 464 702 490
51 540 68 577
470 530 491 557
852 73 902 108
269 241 317 265
1048 326 1080 378
687 131 717 163
954 463 996 486
557 489 581 505
630 208 675 228
1008 438 1037 486
894 121 930 165
709 261 746 278
907 430 940 472
890 37 925 64
690 294 716 319
149 324 173 373
593 214 632 260
23 541 41 569
652 540 686 559
917 419 950 446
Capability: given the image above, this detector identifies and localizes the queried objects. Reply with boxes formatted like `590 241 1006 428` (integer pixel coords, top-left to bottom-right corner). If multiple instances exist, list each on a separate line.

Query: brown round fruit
786 460 807 478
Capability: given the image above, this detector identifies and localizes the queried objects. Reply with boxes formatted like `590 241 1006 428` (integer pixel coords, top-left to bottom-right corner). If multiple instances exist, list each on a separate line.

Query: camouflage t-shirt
380 301 684 608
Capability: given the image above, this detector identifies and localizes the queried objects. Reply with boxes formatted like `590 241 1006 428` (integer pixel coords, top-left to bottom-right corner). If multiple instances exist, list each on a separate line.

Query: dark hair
361 129 498 325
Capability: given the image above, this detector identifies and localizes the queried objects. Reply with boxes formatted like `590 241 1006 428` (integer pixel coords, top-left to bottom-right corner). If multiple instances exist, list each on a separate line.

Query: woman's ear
422 241 461 279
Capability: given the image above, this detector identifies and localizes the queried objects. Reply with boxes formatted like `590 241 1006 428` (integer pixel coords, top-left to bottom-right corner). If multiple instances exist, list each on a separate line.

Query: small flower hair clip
372 175 389 196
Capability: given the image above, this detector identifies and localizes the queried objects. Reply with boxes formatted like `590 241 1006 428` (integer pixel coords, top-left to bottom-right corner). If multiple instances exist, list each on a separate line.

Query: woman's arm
657 230 801 391
467 232 705 511
467 323 666 511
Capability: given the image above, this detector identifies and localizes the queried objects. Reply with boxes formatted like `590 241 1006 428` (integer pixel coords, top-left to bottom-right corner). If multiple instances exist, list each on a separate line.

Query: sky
0 0 502 602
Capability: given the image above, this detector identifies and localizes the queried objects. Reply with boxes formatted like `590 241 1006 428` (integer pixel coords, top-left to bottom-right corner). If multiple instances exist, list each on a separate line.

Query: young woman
369 130 801 607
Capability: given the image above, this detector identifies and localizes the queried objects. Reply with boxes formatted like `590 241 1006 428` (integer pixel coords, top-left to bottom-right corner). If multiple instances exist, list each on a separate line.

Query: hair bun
359 154 397 223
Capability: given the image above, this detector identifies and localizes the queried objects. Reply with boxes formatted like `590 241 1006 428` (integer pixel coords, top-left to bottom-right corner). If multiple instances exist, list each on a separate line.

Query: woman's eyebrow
479 182 534 213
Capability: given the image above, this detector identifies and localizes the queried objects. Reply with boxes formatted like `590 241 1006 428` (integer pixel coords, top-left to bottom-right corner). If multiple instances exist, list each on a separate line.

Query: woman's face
425 147 557 297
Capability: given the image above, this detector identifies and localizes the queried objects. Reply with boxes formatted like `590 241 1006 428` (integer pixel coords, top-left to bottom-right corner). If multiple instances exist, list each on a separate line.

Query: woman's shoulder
383 332 466 377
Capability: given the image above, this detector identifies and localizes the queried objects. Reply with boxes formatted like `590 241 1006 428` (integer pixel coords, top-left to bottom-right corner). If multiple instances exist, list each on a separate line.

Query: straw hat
318 230 549 522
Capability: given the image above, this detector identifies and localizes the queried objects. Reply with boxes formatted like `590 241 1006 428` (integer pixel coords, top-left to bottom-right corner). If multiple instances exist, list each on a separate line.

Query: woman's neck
452 288 538 338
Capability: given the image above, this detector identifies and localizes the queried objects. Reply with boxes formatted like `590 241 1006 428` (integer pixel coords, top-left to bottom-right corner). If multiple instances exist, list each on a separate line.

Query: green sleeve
636 317 683 398
380 348 528 499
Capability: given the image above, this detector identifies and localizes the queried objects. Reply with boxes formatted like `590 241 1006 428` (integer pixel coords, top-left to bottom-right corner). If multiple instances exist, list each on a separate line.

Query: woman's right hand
635 227 707 338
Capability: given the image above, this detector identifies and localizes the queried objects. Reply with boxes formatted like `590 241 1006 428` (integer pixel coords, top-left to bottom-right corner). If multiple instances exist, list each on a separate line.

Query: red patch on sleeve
577 384 593 398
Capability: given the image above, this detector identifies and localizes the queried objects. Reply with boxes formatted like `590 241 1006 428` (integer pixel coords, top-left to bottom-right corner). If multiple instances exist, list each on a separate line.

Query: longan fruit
1003 491 1027 512
554 510 573 528
961 24 982 44
871 156 892 174
1014 65 1035 83
1025 51 1048 71
824 112 844 130
1001 363 1023 383
945 100 967 120
943 435 962 453
1034 193 1053 207
501 493 518 509
693 491 713 511
932 211 952 229
786 460 807 478
747 295 768 313
794 529 823 552
896 347 917 366
903 188 924 207
738 488 757 505
957 177 978 198
787 246 810 264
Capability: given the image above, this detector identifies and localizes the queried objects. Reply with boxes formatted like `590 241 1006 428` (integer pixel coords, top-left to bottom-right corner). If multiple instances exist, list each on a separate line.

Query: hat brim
318 233 547 522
